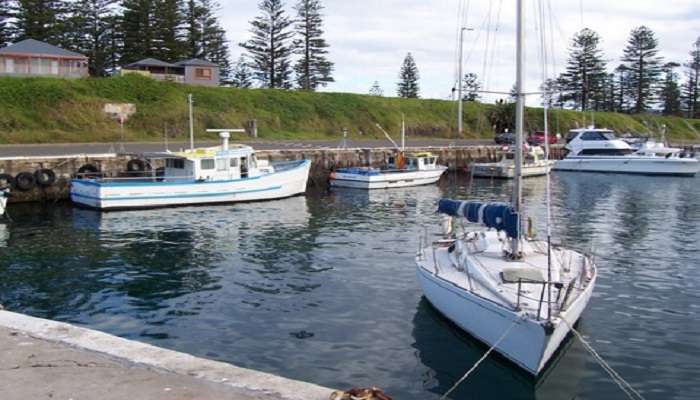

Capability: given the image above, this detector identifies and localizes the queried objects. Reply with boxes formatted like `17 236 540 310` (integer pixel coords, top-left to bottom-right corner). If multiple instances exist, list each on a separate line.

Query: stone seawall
0 145 563 203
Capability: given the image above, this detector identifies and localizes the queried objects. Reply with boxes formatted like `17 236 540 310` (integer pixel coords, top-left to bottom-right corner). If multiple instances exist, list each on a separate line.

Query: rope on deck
562 318 646 400
439 319 520 400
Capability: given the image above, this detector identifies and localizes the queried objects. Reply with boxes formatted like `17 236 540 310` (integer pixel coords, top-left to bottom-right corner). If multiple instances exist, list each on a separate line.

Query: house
122 57 220 86
0 39 88 78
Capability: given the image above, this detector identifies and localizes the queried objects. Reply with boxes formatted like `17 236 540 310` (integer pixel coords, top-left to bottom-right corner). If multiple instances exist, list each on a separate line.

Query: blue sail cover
438 199 520 238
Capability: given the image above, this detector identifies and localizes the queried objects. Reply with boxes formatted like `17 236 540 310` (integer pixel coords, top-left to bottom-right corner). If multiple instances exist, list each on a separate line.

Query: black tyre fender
15 171 36 191
35 168 56 187
127 159 146 172
77 164 100 179
0 173 13 189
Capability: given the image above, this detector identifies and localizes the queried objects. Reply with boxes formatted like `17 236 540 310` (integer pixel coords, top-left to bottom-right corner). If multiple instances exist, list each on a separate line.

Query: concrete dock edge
0 310 334 400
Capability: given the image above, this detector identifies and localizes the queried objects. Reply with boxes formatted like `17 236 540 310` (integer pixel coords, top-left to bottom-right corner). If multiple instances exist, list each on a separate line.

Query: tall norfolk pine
293 0 333 91
621 26 664 114
397 52 419 98
240 0 294 89
559 28 608 112
682 37 700 119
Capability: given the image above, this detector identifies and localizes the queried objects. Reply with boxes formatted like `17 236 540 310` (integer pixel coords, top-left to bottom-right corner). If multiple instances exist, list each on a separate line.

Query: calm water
0 172 698 400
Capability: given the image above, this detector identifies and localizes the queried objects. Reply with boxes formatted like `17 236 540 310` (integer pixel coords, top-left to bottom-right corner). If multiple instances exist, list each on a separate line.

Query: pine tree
13 0 68 44
558 28 607 111
231 56 253 88
368 81 383 96
659 62 682 116
293 0 333 90
151 0 185 62
397 52 419 98
66 0 120 76
682 37 700 119
0 0 12 47
461 72 481 101
613 64 630 112
240 0 294 89
621 26 664 113
183 0 232 82
121 0 155 64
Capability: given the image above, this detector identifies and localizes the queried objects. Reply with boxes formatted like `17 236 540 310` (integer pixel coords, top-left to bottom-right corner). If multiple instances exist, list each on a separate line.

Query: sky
220 0 700 104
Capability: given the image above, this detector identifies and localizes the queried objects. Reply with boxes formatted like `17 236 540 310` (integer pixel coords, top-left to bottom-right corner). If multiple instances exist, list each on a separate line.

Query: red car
527 131 558 146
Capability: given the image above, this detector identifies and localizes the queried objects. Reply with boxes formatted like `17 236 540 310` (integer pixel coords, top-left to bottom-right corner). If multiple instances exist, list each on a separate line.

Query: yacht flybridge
553 128 699 176
70 131 311 210
416 0 597 376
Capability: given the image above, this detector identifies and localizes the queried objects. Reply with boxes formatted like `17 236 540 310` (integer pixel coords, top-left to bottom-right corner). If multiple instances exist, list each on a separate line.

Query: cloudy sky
220 0 699 103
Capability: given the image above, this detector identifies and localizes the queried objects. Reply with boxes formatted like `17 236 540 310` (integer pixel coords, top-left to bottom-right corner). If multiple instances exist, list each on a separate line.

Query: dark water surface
1 172 698 399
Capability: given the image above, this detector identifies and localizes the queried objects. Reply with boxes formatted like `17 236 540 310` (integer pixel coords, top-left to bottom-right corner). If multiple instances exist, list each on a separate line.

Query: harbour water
0 172 698 399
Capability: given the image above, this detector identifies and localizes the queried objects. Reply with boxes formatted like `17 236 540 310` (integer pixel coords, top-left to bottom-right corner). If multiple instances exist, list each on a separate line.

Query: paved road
0 138 495 158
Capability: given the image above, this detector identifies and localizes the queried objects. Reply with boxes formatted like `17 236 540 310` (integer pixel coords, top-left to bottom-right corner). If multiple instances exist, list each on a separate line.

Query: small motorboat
70 131 311 210
329 152 447 189
0 187 9 217
471 145 553 179
553 128 699 176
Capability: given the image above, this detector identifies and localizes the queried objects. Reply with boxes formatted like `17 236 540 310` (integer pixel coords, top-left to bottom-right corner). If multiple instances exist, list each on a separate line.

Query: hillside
0 75 698 144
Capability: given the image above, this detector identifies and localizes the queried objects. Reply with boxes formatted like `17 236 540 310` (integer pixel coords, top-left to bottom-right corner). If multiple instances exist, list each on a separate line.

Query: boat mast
457 27 466 136
511 0 524 257
188 94 195 151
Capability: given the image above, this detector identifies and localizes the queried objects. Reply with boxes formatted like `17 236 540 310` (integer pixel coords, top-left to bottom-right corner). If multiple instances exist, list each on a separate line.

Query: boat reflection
411 297 586 400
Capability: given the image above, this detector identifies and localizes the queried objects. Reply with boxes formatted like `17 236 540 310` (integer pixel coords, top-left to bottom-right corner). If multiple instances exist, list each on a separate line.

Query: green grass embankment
0 74 698 144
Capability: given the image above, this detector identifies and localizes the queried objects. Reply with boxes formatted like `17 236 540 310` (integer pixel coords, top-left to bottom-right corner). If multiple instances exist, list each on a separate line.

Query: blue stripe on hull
71 185 283 202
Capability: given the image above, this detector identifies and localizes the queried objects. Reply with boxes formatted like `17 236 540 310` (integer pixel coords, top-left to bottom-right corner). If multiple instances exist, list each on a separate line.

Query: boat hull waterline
554 157 700 176
471 162 554 179
330 167 447 190
70 160 311 210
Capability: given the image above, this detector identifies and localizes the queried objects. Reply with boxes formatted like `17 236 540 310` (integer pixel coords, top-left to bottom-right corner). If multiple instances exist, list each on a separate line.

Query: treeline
457 27 700 119
0 0 335 90
543 27 700 119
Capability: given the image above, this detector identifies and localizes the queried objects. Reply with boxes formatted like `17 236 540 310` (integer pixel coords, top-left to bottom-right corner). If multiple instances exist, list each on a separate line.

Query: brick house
0 39 88 78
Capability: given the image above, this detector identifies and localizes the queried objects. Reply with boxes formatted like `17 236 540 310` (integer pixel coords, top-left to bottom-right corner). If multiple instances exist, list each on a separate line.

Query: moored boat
471 145 553 179
553 128 699 176
70 132 311 210
329 152 447 190
0 187 8 217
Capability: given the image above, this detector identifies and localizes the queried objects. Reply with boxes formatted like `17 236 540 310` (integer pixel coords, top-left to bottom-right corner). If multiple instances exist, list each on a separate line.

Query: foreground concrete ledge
0 310 334 400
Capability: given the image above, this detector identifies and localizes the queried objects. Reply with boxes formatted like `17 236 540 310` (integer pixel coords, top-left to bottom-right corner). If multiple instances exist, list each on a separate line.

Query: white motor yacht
553 128 699 176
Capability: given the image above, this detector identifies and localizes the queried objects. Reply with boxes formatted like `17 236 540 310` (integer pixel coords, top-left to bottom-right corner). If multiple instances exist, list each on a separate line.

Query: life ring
35 168 56 187
0 173 13 189
127 159 146 172
14 171 36 191
77 164 100 178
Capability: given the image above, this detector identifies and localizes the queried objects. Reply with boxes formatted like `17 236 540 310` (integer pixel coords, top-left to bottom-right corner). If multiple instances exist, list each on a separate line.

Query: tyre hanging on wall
0 173 13 189
35 169 56 187
14 172 36 191
126 159 146 173
77 164 100 178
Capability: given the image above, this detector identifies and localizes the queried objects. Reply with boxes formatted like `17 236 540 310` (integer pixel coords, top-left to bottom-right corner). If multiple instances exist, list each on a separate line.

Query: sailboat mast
457 27 466 136
511 0 525 256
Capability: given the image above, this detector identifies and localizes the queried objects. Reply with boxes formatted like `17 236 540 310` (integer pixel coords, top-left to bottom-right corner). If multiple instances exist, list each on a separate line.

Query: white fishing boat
0 188 8 217
471 145 554 179
416 0 597 376
329 117 447 189
71 131 311 210
554 128 699 176
330 152 447 189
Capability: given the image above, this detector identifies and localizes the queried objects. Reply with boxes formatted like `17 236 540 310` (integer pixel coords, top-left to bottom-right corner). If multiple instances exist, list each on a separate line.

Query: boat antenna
511 0 524 258
188 93 195 151
401 113 406 151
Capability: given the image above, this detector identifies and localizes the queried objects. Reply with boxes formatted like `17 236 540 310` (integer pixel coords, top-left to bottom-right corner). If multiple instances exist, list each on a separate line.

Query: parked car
494 131 516 145
527 131 558 146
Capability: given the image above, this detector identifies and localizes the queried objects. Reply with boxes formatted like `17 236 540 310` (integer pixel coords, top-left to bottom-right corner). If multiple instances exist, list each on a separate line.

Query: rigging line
439 319 521 400
561 318 647 400
452 0 465 92
485 0 503 96
480 0 495 91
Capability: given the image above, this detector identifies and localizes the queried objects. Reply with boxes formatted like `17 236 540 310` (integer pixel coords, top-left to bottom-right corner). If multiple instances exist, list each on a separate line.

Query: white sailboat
416 0 597 376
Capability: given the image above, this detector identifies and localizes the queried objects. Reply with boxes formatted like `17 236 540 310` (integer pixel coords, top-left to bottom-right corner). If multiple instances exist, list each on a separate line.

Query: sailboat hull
416 261 596 375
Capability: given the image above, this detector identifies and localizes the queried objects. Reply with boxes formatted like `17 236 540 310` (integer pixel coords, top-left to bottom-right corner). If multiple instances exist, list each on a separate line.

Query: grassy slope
0 75 698 144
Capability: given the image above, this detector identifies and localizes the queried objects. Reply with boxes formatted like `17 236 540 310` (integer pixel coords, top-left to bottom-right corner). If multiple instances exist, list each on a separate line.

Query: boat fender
0 173 14 189
14 171 36 191
77 164 100 178
127 159 146 172
34 168 56 187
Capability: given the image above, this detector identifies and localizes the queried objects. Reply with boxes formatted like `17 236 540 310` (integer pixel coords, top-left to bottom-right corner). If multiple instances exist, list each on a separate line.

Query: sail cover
438 199 520 238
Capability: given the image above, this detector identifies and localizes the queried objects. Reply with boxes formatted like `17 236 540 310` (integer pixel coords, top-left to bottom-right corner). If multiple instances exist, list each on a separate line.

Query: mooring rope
561 318 647 400
440 319 520 400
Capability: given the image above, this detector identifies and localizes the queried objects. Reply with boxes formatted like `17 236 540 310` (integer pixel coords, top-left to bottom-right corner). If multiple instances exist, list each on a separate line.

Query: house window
195 68 212 80
4 58 14 73
201 159 215 170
